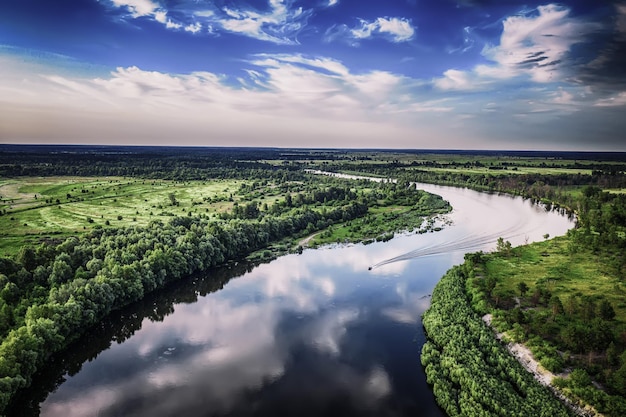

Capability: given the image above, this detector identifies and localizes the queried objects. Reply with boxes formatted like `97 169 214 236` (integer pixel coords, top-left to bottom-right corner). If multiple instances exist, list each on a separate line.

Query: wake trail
370 216 533 270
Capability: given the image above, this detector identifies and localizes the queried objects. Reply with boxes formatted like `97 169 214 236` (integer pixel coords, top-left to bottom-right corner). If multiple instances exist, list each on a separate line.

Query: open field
485 237 626 323
0 172 440 256
0 176 255 255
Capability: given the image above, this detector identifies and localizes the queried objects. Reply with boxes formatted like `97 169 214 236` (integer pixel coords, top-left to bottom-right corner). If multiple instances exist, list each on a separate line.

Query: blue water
30 184 573 417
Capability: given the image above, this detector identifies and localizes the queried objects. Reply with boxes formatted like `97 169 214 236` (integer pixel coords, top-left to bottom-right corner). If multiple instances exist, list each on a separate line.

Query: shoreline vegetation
0 151 451 413
421 201 626 415
1 146 626 415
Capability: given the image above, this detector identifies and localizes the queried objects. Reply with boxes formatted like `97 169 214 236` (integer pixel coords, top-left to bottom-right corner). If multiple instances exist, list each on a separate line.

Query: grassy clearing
0 176 248 255
486 236 626 326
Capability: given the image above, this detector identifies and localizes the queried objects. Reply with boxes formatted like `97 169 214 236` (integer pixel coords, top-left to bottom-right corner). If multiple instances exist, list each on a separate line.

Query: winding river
11 183 574 417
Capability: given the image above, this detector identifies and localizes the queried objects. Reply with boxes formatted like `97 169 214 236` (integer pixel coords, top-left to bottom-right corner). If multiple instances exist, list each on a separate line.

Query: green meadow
0 177 248 255
484 236 626 323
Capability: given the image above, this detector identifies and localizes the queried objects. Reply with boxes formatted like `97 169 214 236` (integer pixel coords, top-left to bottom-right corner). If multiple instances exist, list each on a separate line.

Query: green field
483 237 626 323
0 177 254 255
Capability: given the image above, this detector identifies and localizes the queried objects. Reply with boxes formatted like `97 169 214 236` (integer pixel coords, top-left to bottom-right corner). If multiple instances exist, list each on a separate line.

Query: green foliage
0 179 378 413
422 266 571 416
463 194 626 416
569 369 591 388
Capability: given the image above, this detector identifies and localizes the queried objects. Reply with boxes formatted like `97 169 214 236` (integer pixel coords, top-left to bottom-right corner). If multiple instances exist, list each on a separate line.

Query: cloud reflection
40 183 573 417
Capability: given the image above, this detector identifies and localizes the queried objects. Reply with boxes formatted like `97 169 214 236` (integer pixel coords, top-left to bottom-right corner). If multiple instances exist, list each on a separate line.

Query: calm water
12 184 574 417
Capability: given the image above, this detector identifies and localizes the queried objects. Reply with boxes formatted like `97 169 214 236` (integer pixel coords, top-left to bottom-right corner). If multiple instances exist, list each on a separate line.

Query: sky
0 0 625 151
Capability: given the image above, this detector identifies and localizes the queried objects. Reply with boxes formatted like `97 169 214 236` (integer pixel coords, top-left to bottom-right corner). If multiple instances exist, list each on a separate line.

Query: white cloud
1 53 458 147
184 22 202 34
110 0 159 17
433 69 477 91
433 4 595 90
551 88 575 105
594 91 626 107
328 0 339 6
2 47 623 150
214 0 312 44
374 17 415 42
166 20 182 30
107 0 188 32
105 0 311 42
154 10 167 23
194 10 215 18
326 17 415 45
482 4 591 83
154 10 182 29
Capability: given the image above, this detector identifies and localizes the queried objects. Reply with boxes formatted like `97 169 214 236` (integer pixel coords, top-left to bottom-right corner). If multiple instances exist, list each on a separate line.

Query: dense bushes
421 264 572 417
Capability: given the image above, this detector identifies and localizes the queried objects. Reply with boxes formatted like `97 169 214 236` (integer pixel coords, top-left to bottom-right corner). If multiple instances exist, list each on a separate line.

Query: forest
1 145 626 416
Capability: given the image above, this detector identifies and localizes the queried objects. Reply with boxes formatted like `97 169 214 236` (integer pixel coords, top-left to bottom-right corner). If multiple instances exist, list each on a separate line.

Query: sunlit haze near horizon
1 1 625 151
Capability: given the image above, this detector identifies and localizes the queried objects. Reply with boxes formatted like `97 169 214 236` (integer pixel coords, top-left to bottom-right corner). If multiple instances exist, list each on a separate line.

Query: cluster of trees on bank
5 260 254 416
572 186 626 254
455 187 626 416
0 171 452 413
466 249 626 416
421 264 572 417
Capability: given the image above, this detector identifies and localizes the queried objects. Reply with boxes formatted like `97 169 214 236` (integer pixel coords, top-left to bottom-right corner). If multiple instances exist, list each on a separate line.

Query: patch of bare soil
482 314 600 417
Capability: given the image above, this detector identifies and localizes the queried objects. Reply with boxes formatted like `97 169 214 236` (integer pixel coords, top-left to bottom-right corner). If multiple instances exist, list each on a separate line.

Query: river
11 183 574 417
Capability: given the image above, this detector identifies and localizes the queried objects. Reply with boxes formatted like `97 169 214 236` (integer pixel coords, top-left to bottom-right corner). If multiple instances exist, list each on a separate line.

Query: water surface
19 184 574 417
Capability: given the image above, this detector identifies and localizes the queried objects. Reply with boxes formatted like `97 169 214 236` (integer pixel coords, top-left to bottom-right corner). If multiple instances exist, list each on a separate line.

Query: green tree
517 282 529 297
598 299 616 321
570 368 591 388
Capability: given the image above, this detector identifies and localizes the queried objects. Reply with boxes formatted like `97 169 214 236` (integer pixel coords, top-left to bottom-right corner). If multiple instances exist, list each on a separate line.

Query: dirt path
298 232 320 248
482 314 598 417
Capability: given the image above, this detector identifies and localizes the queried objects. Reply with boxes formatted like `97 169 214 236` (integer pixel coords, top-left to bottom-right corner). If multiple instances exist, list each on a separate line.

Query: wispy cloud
325 17 415 45
0 52 456 147
109 0 160 17
1 45 624 150
594 91 626 107
103 0 313 44
433 4 596 90
215 0 312 44
447 26 476 54
483 4 593 82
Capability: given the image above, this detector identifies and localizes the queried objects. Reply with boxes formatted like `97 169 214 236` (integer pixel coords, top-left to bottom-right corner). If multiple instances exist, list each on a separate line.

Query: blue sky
1 0 625 150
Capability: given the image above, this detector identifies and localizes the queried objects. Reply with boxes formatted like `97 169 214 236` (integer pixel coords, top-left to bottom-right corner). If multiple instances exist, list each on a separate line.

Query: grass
486 236 626 323
0 176 249 255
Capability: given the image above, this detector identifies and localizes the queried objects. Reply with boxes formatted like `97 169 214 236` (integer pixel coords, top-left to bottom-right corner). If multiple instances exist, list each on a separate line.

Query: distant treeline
0 146 301 180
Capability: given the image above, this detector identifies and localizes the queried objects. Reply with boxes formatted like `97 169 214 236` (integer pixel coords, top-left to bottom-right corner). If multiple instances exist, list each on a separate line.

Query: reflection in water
11 184 573 417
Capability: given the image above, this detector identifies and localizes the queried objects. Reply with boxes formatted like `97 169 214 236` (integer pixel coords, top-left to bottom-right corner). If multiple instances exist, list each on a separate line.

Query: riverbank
483 314 597 417
421 264 573 416
464 234 626 417
0 174 454 414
